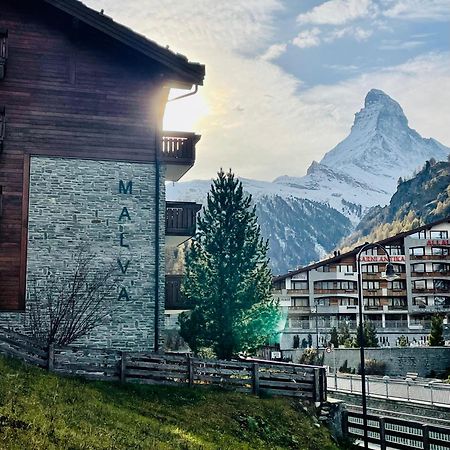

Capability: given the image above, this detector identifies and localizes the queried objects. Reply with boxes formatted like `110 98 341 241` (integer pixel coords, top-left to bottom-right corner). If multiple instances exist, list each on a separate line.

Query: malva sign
117 179 133 301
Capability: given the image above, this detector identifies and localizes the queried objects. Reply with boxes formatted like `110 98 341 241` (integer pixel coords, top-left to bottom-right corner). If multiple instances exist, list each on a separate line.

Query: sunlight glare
163 88 209 131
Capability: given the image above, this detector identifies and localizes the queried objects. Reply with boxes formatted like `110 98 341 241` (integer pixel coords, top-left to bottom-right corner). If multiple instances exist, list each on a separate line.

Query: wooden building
0 0 204 351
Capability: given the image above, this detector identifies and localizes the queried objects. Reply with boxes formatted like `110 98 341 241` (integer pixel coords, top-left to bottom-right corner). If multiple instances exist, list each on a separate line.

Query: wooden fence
344 410 450 450
0 327 326 403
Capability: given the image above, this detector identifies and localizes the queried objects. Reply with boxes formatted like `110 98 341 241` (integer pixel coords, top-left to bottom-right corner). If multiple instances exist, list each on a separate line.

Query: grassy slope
0 356 341 450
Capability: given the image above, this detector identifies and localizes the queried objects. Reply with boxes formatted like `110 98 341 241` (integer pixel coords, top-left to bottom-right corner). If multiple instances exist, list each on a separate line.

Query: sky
84 0 450 181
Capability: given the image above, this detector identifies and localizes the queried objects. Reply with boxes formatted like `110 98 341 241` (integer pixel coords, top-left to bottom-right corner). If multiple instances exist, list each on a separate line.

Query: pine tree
178 169 279 360
364 321 379 347
429 315 445 346
338 323 350 346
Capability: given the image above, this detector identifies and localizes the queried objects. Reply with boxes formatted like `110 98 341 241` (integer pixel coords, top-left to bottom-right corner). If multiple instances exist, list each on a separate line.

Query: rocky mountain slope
167 89 449 274
341 159 450 249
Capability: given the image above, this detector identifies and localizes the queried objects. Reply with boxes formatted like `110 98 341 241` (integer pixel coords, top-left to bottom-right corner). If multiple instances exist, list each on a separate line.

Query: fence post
313 368 321 404
47 344 54 372
187 355 194 387
422 425 430 450
120 351 127 383
379 417 386 450
341 410 349 439
429 383 433 405
252 362 260 396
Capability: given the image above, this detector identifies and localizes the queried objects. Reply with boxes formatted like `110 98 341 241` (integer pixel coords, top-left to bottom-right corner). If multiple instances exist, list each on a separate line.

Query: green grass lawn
0 355 342 450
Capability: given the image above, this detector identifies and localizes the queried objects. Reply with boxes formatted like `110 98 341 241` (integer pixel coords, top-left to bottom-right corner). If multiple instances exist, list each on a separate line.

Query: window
0 29 7 80
413 297 427 307
431 247 450 256
362 264 379 273
362 247 377 256
434 296 450 307
291 281 308 290
315 298 330 307
364 298 381 307
418 230 427 239
291 297 308 307
316 265 331 272
412 263 426 273
430 230 448 239
337 265 354 272
434 280 450 291
339 297 357 306
409 247 425 256
388 298 407 308
363 281 380 290
433 263 450 273
413 280 428 290
392 264 405 273
336 281 356 290
385 245 403 255
388 280 405 290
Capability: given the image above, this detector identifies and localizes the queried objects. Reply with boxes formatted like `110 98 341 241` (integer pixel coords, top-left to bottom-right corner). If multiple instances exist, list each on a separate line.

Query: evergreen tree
338 323 351 346
429 315 445 346
179 169 279 360
330 327 339 348
355 321 379 347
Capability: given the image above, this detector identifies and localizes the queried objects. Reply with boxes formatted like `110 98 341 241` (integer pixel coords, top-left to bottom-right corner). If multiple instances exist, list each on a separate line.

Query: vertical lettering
119 207 131 221
118 287 130 301
120 233 129 248
117 259 130 274
119 180 133 194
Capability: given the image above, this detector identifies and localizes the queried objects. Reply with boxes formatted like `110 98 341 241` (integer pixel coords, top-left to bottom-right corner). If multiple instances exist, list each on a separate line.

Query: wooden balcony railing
0 106 5 152
0 29 7 80
166 201 201 237
410 255 450 261
161 131 200 163
411 271 450 278
165 275 191 310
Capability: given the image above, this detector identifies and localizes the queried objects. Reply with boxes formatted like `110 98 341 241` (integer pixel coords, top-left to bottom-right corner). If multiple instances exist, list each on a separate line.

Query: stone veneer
0 156 166 351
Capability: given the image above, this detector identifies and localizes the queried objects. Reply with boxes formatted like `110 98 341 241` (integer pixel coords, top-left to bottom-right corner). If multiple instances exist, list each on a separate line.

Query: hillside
340 159 450 250
0 355 341 450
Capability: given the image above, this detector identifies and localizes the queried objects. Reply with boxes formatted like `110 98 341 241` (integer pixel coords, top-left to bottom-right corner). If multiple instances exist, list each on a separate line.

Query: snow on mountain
166 89 450 274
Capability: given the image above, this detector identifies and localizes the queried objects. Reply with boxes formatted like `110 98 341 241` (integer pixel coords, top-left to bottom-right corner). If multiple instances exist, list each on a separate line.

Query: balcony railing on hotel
166 201 201 237
161 131 200 163
165 275 191 310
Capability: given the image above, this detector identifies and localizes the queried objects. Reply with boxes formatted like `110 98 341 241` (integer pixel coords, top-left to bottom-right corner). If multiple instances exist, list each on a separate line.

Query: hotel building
272 217 450 349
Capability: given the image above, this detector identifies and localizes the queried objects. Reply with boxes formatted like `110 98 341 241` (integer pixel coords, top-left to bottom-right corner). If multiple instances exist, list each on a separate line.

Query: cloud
292 28 322 48
379 39 425 50
325 26 373 42
260 43 287 61
82 1 450 181
297 0 378 25
383 0 450 21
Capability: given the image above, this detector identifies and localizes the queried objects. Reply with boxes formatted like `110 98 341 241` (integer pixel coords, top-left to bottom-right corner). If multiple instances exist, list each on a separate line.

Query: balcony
287 289 309 295
162 131 201 181
411 271 450 278
165 275 191 310
166 201 201 247
410 255 450 261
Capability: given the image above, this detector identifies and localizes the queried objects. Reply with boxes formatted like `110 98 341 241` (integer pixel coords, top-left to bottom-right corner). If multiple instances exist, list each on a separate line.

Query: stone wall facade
0 156 165 351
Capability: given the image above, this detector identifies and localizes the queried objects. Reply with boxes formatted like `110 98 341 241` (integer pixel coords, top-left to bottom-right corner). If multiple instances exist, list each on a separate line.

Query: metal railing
328 373 450 406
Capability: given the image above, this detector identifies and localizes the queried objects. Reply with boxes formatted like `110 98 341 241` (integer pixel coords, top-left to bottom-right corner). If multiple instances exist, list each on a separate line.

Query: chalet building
273 217 450 349
0 0 204 351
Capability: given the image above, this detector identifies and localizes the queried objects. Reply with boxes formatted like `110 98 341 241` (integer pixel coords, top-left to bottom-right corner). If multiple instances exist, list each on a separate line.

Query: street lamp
356 242 399 449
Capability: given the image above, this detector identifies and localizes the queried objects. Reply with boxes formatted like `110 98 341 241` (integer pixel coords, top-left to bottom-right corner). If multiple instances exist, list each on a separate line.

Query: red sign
360 255 405 263
426 240 449 246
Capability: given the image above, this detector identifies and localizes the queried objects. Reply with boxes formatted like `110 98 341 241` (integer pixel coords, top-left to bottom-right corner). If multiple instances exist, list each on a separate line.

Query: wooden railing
161 131 200 163
343 410 450 450
165 274 191 310
166 201 201 236
0 327 327 404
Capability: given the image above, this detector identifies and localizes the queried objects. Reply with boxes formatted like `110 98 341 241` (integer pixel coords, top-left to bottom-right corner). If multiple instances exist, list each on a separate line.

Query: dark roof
273 215 450 283
43 0 205 86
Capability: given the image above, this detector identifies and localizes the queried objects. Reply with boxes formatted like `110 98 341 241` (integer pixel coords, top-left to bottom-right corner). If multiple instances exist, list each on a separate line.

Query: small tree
293 335 300 349
307 333 313 348
398 335 408 347
179 170 279 359
338 323 351 346
429 315 445 346
364 321 379 347
330 327 339 348
27 247 118 348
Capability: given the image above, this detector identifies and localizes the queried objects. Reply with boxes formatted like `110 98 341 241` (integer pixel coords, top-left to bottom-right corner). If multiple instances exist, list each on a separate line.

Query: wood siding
0 0 170 310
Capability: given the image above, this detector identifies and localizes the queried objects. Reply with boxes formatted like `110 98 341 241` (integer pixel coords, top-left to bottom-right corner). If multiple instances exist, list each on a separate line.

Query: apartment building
0 0 204 351
273 217 450 349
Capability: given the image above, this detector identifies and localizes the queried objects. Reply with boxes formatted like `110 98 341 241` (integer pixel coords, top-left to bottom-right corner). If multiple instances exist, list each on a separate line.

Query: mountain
167 89 449 274
341 159 450 249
